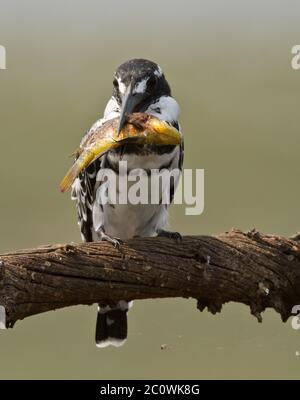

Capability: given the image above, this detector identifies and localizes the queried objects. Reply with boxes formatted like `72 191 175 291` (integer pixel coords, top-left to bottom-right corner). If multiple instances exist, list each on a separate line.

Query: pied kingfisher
71 59 184 348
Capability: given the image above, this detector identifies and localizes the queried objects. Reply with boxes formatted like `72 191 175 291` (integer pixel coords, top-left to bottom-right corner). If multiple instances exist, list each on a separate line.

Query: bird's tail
95 301 132 348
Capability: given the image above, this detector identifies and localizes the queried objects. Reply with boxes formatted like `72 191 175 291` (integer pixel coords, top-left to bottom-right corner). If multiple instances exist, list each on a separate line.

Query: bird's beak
117 85 143 135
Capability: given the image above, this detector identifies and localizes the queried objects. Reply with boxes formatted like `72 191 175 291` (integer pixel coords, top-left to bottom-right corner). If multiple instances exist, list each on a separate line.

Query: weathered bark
0 229 300 328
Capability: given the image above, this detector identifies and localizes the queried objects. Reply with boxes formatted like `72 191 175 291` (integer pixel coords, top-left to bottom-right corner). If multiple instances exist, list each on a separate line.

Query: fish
59 113 182 193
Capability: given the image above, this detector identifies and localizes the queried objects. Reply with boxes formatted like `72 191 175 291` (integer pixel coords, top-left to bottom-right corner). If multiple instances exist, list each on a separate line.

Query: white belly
92 147 180 240
100 203 167 240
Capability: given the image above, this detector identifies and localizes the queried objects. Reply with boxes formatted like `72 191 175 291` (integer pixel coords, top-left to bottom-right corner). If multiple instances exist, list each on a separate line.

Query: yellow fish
59 113 182 193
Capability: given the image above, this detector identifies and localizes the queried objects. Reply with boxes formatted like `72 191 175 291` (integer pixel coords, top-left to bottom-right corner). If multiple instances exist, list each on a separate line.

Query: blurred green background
0 0 300 379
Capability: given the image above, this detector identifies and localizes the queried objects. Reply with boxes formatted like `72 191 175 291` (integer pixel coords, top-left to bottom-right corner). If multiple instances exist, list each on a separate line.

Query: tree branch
0 229 299 328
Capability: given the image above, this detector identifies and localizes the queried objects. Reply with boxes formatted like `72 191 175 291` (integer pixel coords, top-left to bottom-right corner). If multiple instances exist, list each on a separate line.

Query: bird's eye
113 78 118 88
147 76 157 91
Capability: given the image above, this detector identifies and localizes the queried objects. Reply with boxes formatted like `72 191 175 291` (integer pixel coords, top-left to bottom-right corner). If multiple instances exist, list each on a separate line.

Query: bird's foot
157 229 182 243
98 228 123 248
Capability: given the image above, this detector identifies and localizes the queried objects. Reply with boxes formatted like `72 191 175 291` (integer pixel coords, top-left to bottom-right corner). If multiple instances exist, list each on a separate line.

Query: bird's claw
111 237 123 249
98 228 123 248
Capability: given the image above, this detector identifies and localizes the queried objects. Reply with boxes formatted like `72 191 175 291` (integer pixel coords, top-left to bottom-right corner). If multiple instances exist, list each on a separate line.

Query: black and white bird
71 59 184 348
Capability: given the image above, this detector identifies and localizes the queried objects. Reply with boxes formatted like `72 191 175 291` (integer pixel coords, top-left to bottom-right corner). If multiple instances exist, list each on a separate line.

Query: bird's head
112 59 171 134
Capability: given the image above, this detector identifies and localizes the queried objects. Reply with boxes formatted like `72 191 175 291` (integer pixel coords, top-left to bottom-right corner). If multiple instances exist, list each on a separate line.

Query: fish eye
113 78 118 88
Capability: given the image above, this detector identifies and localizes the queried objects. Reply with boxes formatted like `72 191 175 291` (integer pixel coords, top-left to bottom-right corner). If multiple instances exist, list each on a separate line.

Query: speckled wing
71 157 101 242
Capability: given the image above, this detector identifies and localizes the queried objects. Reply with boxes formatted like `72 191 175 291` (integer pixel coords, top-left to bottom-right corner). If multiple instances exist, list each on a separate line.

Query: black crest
112 58 171 109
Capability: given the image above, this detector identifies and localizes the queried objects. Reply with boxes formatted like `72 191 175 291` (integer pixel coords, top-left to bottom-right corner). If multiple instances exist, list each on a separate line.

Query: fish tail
59 160 83 193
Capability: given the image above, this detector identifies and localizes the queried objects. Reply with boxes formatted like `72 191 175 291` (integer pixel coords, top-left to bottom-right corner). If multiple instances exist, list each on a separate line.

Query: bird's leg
98 226 123 248
156 229 182 242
